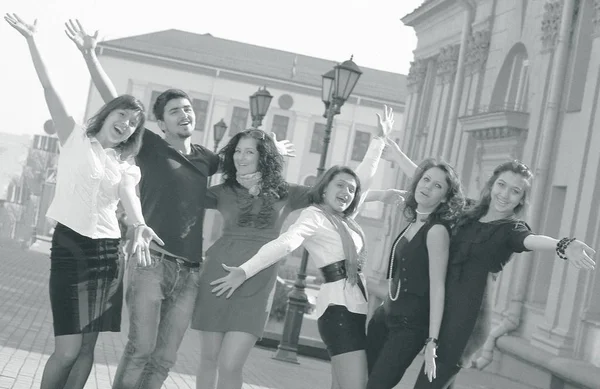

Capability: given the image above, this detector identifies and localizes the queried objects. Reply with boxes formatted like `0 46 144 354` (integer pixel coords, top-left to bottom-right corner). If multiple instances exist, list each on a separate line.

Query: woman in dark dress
365 159 464 389
384 142 595 389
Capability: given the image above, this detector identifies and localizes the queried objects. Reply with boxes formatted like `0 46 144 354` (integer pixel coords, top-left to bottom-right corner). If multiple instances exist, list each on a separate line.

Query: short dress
191 184 310 337
435 219 532 367
47 128 141 336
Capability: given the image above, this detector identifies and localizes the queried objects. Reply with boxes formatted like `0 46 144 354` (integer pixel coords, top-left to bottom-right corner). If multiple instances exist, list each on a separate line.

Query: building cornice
97 46 405 111
401 0 456 27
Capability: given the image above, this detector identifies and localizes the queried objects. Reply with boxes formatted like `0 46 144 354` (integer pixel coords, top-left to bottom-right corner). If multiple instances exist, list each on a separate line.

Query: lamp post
273 56 363 364
208 119 228 186
249 86 273 128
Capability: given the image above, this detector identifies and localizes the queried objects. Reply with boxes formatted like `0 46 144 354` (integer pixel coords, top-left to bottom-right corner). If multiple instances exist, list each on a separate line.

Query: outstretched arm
523 235 595 270
5 14 75 144
209 208 322 298
65 19 118 103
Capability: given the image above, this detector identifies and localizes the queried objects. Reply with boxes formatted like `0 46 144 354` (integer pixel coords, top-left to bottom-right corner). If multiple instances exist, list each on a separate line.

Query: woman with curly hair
365 158 465 389
192 106 395 389
383 142 595 389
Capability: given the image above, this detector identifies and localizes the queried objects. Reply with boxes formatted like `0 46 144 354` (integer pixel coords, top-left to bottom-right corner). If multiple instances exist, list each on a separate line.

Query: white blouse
46 126 141 239
239 137 385 318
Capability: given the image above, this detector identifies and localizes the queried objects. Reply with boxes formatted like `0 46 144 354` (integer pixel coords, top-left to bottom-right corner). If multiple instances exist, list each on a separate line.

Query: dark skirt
49 223 124 336
317 305 366 357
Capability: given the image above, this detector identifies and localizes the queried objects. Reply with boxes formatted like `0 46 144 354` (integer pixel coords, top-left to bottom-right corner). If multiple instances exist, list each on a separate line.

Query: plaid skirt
49 223 124 336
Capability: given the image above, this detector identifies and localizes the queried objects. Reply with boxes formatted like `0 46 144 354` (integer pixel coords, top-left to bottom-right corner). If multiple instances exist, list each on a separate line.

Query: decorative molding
465 28 491 75
540 0 581 51
468 127 525 141
541 0 563 51
594 0 600 35
406 58 429 92
436 44 460 83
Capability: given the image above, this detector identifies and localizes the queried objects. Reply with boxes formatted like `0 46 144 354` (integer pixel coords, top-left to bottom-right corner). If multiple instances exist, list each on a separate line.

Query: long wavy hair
459 160 533 226
307 166 362 217
403 158 465 223
85 94 146 160
219 129 289 199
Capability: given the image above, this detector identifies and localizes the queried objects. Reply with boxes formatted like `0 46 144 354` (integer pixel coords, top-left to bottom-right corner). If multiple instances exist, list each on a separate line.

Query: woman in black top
366 158 465 389
383 141 596 389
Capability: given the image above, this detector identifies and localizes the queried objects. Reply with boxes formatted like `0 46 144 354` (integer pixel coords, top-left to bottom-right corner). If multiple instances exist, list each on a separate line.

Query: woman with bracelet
382 141 595 389
5 14 162 389
365 159 464 389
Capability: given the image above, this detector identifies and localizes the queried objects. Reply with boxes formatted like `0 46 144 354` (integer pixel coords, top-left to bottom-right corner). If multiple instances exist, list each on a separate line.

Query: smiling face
414 167 450 212
489 171 527 217
158 97 195 139
96 108 141 147
321 172 358 214
233 136 259 175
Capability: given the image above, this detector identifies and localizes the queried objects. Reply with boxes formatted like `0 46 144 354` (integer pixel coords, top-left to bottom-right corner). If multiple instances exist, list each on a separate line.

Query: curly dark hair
219 129 289 228
403 158 465 224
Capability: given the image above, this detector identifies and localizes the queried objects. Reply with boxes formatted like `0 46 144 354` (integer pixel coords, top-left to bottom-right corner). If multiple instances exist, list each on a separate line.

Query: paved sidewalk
0 242 535 389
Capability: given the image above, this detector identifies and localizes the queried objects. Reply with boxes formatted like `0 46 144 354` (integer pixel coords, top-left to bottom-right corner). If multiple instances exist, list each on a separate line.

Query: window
148 90 162 121
229 107 249 136
192 98 209 131
310 123 326 154
271 115 290 141
351 131 371 161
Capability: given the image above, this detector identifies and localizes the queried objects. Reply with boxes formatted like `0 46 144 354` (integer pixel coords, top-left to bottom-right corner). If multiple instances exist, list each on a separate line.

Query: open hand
376 105 394 138
65 19 98 53
565 240 596 270
130 225 164 267
210 264 248 298
4 13 37 39
270 132 297 157
424 341 437 382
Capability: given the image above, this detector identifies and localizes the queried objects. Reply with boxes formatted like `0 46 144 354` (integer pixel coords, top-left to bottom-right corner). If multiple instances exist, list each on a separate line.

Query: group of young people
6 12 596 389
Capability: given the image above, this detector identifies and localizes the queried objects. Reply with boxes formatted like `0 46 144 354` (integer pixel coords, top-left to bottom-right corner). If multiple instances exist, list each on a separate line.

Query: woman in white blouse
6 14 162 389
211 164 385 389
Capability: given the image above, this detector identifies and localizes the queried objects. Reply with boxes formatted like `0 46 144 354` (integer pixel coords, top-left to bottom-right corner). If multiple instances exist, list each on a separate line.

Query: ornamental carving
436 44 460 83
541 0 563 51
594 0 600 34
406 58 428 92
470 127 524 141
466 29 490 74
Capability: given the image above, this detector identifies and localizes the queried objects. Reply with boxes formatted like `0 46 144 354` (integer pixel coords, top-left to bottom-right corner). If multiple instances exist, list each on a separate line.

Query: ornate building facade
366 0 600 388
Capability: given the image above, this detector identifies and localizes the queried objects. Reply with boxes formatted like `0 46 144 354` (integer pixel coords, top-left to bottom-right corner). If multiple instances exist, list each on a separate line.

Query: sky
1 0 424 136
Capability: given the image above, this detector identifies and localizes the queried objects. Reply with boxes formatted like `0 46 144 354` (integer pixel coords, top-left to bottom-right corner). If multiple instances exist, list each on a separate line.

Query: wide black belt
149 249 201 269
320 260 367 300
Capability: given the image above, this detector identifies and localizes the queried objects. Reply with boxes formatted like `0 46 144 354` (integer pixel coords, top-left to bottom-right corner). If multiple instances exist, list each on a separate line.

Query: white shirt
240 206 367 318
239 137 385 318
46 126 141 239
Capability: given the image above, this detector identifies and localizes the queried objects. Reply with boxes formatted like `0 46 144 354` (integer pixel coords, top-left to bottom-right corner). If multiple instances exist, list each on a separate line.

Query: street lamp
249 86 273 128
212 119 228 153
208 119 228 187
273 56 363 364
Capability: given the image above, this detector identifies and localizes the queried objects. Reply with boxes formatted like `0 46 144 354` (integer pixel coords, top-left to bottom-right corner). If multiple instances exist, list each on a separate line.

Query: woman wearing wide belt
210 161 402 389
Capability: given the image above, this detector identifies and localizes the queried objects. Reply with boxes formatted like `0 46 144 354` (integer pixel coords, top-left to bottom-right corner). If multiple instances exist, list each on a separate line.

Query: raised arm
382 137 418 178
424 224 451 382
65 19 118 103
355 105 396 193
209 208 322 298
5 14 75 144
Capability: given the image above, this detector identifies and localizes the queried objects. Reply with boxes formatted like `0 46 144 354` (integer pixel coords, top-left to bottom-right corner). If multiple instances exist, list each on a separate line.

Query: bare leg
215 331 258 389
196 331 225 389
330 350 368 389
40 334 83 389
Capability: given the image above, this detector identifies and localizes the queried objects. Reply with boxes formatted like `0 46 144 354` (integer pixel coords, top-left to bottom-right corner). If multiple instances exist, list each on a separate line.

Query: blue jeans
112 254 201 389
